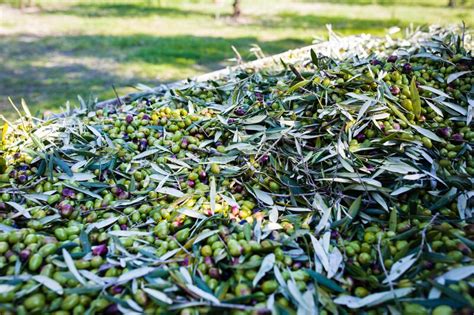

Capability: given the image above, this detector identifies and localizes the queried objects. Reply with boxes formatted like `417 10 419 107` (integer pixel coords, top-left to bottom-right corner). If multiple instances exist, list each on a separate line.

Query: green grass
0 0 472 118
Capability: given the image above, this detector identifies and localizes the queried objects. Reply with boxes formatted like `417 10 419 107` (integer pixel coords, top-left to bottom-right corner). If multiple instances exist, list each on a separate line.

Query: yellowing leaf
410 77 421 119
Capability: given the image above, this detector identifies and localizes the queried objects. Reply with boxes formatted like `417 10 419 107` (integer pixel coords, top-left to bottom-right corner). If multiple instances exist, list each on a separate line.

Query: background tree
232 0 241 18
15 0 33 9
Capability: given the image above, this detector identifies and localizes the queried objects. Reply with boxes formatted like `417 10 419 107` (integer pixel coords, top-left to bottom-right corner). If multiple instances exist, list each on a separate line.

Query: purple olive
118 191 129 200
355 133 366 142
138 139 148 151
112 186 123 196
457 242 470 255
227 118 236 124
451 133 464 144
370 59 382 66
120 224 128 230
62 188 75 198
60 203 73 217
18 165 29 171
111 286 124 294
255 92 264 102
125 114 134 124
19 249 31 262
402 63 412 73
437 127 452 139
209 267 220 279
235 108 246 116
389 85 400 95
187 180 195 188
17 174 28 183
92 244 108 256
258 154 269 164
104 303 120 315
199 171 207 180
180 257 190 266
233 184 243 193
387 55 398 63
423 260 434 269
142 114 151 120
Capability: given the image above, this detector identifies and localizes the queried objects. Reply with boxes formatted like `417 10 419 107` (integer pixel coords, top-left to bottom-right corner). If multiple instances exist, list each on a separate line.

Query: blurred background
0 0 472 118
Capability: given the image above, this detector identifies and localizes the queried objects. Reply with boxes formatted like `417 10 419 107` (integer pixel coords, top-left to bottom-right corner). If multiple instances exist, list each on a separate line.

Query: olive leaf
0 284 16 294
143 288 173 305
309 234 330 273
251 187 274 206
210 176 216 214
80 270 107 286
186 284 220 304
409 77 421 119
429 265 474 299
410 124 444 142
383 253 417 284
155 187 184 198
334 288 414 308
58 173 95 181
6 202 31 219
109 230 152 237
132 149 159 160
63 183 103 199
419 85 451 99
62 249 86 285
446 70 472 84
117 267 155 284
85 216 119 233
253 253 275 287
194 230 219 244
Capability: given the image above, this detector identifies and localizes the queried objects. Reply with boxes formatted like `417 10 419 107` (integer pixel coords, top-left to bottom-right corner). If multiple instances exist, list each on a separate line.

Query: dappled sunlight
0 32 307 115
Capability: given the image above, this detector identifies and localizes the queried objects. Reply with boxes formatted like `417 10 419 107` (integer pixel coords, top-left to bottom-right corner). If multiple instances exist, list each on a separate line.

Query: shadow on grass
42 3 212 18
299 0 474 8
0 34 307 116
255 12 404 32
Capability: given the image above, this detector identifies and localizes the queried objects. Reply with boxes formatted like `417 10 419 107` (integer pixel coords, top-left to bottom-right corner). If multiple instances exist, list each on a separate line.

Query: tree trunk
448 0 456 7
232 0 241 18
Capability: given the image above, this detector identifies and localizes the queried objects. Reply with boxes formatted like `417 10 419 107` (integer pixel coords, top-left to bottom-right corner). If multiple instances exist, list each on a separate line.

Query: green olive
61 294 80 311
261 280 278 294
24 293 46 310
28 253 43 271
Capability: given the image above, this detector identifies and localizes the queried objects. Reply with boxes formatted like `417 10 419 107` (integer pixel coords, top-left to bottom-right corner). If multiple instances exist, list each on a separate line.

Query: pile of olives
0 27 472 315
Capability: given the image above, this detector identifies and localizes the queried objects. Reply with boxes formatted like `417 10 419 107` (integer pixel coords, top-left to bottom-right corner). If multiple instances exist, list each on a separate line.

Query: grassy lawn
0 0 472 118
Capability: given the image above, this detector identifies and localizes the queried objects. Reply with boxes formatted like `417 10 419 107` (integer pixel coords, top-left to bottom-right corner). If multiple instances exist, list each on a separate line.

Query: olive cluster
0 28 472 315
